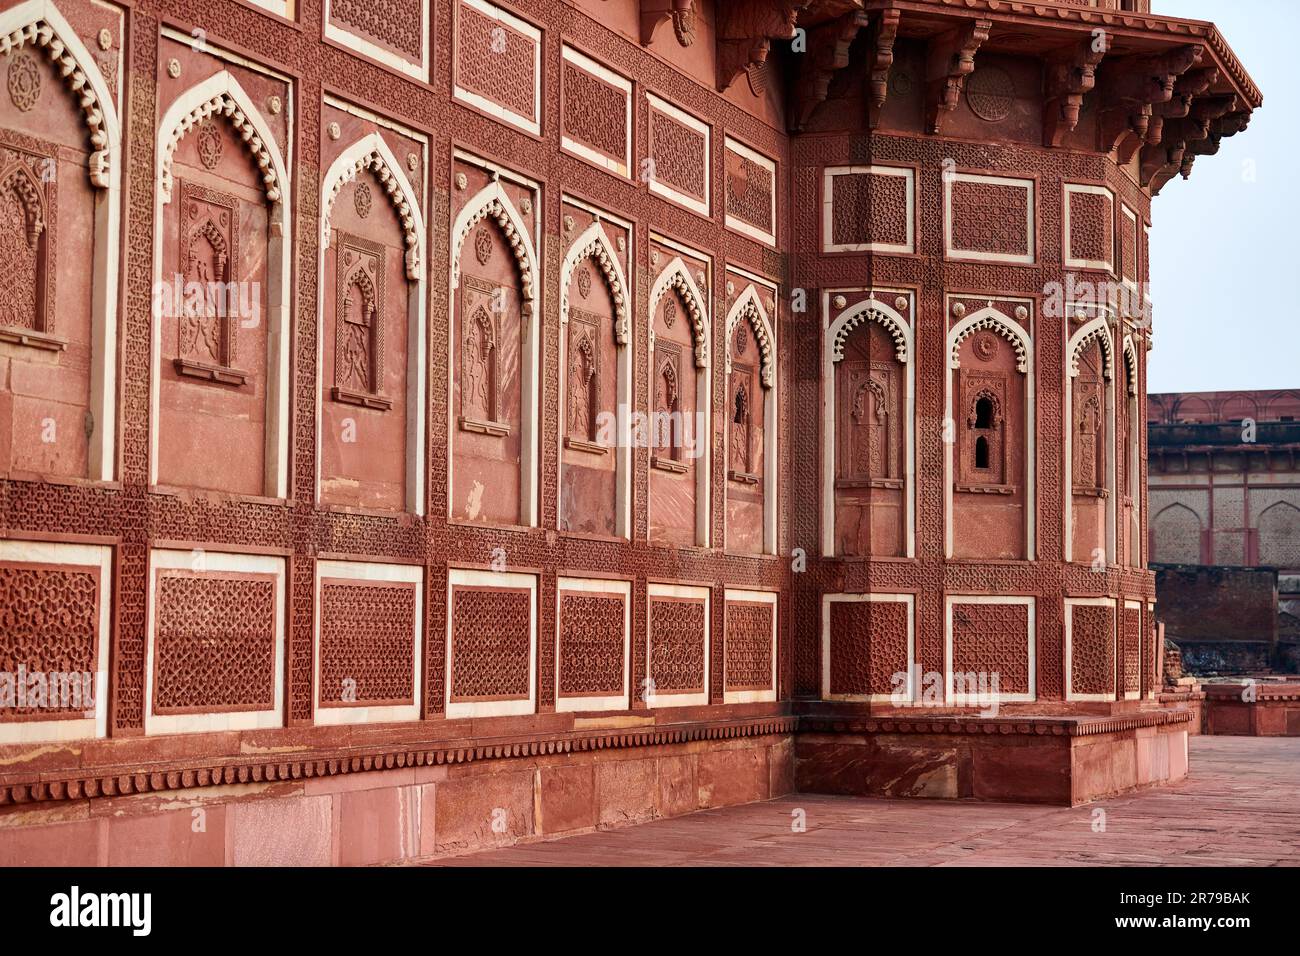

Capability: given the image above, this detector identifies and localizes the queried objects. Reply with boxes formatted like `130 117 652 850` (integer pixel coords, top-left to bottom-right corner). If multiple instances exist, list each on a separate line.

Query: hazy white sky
1147 0 1298 392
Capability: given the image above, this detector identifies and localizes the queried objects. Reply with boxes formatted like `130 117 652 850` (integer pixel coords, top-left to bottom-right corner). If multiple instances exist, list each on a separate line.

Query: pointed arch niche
317 124 427 515
1065 314 1116 565
151 67 292 499
0 0 122 482
1121 335 1141 567
725 280 777 555
944 303 1035 560
647 252 711 549
558 208 631 540
822 294 915 558
448 160 541 528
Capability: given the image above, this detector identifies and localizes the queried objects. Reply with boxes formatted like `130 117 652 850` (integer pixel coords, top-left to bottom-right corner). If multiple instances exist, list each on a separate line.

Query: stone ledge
797 709 1190 739
0 715 797 807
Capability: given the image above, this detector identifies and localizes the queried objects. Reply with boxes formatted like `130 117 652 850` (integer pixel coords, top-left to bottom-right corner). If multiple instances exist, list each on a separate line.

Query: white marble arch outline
448 176 541 527
821 294 915 558
557 217 632 539
0 0 123 481
1064 313 1117 565
316 131 427 515
724 284 777 555
1122 333 1141 567
150 69 292 498
647 255 711 548
943 305 1036 560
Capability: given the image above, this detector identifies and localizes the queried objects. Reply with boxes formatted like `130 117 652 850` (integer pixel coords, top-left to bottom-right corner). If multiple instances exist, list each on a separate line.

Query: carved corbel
1043 39 1106 148
789 10 866 129
1141 94 1235 189
716 1 810 92
1146 67 1216 145
641 0 696 47
1098 45 1201 164
867 9 901 129
925 18 991 135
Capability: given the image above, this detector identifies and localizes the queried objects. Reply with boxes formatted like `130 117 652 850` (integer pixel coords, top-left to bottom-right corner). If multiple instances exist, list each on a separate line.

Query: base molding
1203 682 1300 736
794 709 1191 806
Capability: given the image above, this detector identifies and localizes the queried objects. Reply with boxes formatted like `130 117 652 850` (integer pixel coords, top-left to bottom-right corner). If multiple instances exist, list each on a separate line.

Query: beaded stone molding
1068 318 1115 379
451 190 536 318
949 308 1030 373
829 300 908 364
649 257 709 368
159 92 282 210
1 19 113 187
725 286 775 388
559 221 629 345
0 715 796 806
322 145 422 280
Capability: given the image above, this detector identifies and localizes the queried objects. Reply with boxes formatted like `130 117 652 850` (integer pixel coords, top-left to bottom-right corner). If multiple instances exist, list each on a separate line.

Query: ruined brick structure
0 0 1260 863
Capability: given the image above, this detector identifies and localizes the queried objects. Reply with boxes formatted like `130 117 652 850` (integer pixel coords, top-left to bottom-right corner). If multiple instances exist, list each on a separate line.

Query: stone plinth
1203 683 1300 736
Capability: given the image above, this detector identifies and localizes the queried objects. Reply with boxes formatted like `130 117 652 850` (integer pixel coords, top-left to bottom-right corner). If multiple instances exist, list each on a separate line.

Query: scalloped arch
725 284 776 388
1122 335 1138 394
649 256 710 368
1068 317 1114 379
321 132 426 281
828 298 909 364
450 179 538 316
947 307 1031 374
559 221 629 345
0 2 121 188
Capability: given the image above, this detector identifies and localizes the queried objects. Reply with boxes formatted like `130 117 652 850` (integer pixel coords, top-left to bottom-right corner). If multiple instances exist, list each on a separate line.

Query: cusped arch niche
0 0 124 481
558 219 632 538
317 130 428 514
724 283 778 554
151 69 292 498
1065 315 1116 563
448 175 541 527
823 297 915 558
943 305 1035 561
647 255 711 548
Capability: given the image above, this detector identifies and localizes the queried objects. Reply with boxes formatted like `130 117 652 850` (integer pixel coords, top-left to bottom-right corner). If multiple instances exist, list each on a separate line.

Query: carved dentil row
1 20 111 187
650 266 709 368
451 196 535 316
559 228 629 345
949 309 1029 374
1069 321 1114 379
322 149 421 280
830 305 907 365
726 295 775 388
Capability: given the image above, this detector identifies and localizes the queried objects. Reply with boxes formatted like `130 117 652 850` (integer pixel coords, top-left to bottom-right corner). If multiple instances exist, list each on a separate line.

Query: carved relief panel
175 180 241 381
835 319 904 557
1073 340 1107 495
0 144 53 339
331 232 387 408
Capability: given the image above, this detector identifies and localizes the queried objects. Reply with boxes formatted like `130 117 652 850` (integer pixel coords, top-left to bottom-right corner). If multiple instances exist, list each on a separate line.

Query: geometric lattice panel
318 580 417 708
824 595 911 701
724 600 774 693
647 584 709 707
948 599 1033 701
1068 599 1116 701
557 584 627 707
450 586 532 702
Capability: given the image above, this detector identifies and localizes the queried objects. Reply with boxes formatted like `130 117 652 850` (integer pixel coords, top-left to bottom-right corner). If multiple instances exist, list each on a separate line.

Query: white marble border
453 0 542 135
445 567 537 719
724 136 776 247
145 548 286 735
723 588 777 704
1064 596 1117 703
822 165 913 254
645 582 710 709
944 595 1037 704
646 92 710 216
1063 183 1115 273
324 0 429 82
314 559 423 725
0 540 112 744
820 592 914 704
561 45 631 178
944 172 1035 264
555 576 631 713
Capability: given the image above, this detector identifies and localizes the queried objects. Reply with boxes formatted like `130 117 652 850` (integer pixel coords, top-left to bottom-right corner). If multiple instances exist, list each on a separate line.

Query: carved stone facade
0 0 1261 859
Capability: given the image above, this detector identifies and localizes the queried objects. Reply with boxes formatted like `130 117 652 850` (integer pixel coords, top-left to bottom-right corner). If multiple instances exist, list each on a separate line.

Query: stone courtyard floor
429 737 1300 866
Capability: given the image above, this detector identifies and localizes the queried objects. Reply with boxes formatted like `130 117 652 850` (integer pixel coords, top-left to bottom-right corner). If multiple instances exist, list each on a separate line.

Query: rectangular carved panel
1121 606 1142 698
828 600 908 697
1065 184 1114 270
1070 603 1115 697
561 47 629 172
332 232 388 406
725 602 773 692
647 94 709 214
152 572 277 715
951 602 1030 695
0 563 98 719
318 580 416 708
649 598 706 694
557 592 625 698
176 180 241 376
0 137 57 338
455 0 540 131
946 174 1033 262
449 586 531 702
825 166 912 253
331 0 425 61
724 138 775 244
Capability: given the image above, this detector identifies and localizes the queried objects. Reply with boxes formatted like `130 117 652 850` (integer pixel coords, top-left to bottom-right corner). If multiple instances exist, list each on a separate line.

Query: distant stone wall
1155 564 1280 674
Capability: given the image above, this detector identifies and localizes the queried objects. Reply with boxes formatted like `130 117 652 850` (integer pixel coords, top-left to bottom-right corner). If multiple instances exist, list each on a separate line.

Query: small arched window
975 397 994 430
975 435 990 470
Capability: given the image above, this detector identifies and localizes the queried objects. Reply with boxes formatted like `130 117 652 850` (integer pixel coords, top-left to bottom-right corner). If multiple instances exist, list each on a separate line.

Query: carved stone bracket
716 1 809 92
790 8 867 129
640 0 697 48
1098 45 1201 164
1043 39 1106 148
866 9 900 130
925 19 991 135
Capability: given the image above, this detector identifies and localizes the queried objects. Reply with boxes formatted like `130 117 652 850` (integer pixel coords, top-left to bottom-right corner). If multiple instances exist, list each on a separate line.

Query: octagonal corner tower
785 0 1259 763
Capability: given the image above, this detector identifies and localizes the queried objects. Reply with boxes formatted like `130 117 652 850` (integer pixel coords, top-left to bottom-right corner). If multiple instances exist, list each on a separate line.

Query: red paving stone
427 737 1300 866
